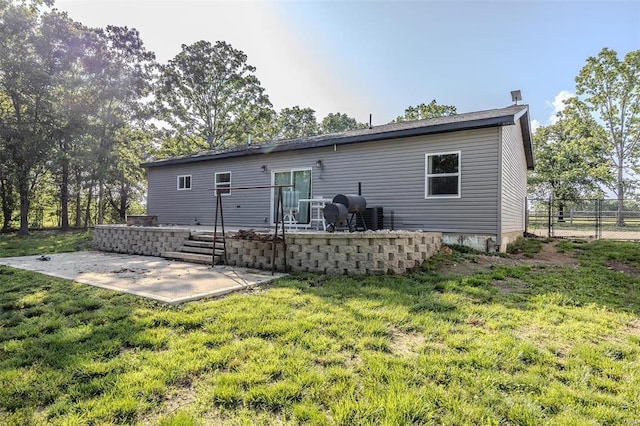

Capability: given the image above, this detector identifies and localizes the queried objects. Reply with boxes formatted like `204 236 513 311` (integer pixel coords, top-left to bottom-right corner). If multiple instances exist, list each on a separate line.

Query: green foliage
155 40 274 152
1 239 640 424
274 106 318 140
574 47 640 224
392 99 457 123
320 112 367 134
528 105 609 200
0 3 156 233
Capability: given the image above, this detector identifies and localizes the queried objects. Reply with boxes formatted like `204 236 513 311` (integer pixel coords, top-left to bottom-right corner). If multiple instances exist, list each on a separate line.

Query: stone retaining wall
228 231 441 275
93 225 190 257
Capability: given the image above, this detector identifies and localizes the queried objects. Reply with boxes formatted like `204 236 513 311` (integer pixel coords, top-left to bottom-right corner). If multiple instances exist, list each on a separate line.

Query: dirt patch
627 319 640 337
436 241 579 276
493 277 528 294
140 384 197 424
606 261 640 276
389 327 426 356
531 241 579 267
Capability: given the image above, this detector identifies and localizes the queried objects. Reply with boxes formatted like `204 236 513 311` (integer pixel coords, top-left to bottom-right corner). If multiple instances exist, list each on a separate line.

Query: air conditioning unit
356 207 384 230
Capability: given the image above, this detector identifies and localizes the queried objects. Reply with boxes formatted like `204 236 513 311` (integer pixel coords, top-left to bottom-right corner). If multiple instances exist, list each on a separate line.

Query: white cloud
546 90 575 124
530 119 542 134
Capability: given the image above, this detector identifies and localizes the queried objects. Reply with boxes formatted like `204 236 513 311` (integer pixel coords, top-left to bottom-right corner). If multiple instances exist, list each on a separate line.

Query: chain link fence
526 198 640 240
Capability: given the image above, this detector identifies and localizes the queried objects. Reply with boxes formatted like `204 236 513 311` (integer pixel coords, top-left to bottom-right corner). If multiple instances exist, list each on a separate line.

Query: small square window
177 175 191 190
215 172 231 196
425 152 460 198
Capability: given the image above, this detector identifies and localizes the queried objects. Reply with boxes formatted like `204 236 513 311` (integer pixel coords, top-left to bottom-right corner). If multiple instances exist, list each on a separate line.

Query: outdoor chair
282 190 300 226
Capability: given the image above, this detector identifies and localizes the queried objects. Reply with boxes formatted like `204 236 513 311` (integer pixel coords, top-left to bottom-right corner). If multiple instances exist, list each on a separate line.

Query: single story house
142 104 534 252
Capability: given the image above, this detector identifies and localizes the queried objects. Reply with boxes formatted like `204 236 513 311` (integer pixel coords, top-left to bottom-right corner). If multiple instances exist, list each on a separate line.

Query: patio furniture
283 190 300 226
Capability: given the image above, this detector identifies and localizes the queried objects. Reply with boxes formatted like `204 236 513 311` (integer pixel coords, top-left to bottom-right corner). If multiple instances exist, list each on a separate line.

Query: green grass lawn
0 230 92 258
1 235 639 425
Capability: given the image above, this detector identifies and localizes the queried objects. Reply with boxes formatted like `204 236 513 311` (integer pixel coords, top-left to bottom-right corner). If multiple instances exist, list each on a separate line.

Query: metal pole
219 191 227 265
597 199 602 239
212 191 220 267
548 196 552 238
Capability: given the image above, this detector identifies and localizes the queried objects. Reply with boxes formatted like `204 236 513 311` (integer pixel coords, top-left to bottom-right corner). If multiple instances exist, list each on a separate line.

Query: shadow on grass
1 238 639 424
277 237 640 321
0 267 164 416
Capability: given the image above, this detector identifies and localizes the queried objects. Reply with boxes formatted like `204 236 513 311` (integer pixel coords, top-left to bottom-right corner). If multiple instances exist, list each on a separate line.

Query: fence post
597 199 603 239
547 196 552 238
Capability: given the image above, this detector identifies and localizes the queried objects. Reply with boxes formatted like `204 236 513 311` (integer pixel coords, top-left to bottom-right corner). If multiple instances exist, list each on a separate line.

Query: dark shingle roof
142 104 534 169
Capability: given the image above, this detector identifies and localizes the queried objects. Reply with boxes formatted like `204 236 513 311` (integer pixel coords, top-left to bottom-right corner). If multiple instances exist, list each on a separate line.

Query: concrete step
163 251 224 265
191 235 214 242
184 240 213 248
183 240 224 249
180 246 225 256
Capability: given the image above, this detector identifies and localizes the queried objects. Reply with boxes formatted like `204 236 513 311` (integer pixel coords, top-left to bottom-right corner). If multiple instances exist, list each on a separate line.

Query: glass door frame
270 167 313 226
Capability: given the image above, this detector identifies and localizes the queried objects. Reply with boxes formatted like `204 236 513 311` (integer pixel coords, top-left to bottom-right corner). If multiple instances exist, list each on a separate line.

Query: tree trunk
18 178 30 236
119 186 128 222
1 177 13 231
0 178 14 232
75 191 82 228
74 169 82 228
97 180 104 225
557 202 565 222
616 163 625 227
84 185 93 228
60 157 69 230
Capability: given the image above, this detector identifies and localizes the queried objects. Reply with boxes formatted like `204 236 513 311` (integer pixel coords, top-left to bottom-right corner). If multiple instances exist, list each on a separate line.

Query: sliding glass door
272 169 312 224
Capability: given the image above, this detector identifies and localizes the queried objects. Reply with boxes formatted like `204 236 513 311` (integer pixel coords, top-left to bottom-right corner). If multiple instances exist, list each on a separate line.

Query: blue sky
56 0 639 128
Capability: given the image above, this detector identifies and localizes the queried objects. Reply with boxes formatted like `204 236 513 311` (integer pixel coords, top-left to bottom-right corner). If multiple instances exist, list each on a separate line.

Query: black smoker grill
323 194 367 232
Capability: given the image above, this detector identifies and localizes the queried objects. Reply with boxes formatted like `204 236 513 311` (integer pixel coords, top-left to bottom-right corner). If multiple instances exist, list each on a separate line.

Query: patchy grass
507 237 543 258
1 239 639 425
0 230 92 258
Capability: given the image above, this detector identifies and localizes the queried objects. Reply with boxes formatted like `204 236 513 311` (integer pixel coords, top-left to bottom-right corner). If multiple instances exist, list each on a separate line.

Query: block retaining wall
228 231 441 275
92 225 191 257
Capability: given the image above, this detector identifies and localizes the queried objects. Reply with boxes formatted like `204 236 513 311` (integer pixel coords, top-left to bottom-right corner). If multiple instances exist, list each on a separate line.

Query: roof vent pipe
369 114 372 129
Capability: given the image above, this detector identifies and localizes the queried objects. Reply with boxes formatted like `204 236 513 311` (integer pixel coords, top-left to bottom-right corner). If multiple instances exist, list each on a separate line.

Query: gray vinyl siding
147 127 500 234
499 122 528 234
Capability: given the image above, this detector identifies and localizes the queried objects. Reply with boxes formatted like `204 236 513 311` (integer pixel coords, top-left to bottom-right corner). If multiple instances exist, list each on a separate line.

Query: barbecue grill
323 194 367 232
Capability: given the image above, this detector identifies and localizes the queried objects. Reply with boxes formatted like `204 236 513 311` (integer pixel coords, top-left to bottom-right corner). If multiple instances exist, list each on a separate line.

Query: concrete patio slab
0 251 286 304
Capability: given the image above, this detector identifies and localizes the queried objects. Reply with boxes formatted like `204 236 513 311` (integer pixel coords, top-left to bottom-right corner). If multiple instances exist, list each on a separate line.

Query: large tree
105 126 151 222
0 3 59 235
45 11 96 230
275 106 318 139
0 1 157 232
88 25 156 224
392 99 457 123
529 104 609 219
156 40 274 152
320 112 366 134
574 47 640 226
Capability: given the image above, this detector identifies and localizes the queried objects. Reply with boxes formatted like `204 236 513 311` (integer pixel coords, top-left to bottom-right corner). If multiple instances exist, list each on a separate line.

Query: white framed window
425 151 460 198
215 171 231 196
177 175 191 191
